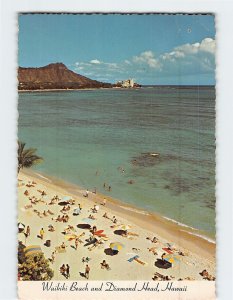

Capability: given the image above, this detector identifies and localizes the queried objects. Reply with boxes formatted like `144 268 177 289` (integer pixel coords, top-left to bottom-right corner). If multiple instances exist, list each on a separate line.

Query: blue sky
19 14 216 85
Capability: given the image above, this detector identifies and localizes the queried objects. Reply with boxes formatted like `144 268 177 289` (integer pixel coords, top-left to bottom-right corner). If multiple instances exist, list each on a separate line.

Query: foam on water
35 172 52 183
119 205 150 216
163 216 198 231
180 230 216 244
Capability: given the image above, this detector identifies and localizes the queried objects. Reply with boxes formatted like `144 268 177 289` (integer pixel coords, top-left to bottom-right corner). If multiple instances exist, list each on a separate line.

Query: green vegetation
18 141 43 173
18 245 53 281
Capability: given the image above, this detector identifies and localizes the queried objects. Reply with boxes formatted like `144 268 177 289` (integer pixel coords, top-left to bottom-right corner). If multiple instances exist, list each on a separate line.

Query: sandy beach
18 170 216 281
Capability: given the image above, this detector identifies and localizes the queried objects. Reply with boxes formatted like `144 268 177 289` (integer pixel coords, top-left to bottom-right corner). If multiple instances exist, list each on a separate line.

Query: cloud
133 51 161 69
160 37 215 74
73 37 215 84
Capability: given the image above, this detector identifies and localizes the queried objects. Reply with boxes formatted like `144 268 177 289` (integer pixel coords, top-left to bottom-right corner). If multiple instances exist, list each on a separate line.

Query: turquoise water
18 87 215 238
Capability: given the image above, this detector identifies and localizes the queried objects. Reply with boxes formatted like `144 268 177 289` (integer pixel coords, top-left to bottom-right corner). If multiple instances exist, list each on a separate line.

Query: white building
117 78 134 88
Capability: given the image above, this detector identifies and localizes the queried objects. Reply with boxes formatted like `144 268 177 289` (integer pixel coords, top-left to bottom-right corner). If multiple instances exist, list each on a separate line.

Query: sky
19 14 216 85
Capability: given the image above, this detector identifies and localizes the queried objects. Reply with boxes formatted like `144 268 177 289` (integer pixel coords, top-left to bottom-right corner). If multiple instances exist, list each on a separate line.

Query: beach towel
94 230 104 235
127 255 139 262
94 232 107 238
134 258 147 266
64 234 77 241
162 247 173 254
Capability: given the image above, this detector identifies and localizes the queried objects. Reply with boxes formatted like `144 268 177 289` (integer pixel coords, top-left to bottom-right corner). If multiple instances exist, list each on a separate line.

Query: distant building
116 78 135 88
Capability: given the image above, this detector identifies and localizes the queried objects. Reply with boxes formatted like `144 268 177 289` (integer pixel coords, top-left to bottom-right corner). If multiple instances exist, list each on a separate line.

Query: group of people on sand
19 179 215 282
48 197 59 205
61 205 71 213
54 214 69 223
146 236 158 243
102 212 118 224
60 264 70 279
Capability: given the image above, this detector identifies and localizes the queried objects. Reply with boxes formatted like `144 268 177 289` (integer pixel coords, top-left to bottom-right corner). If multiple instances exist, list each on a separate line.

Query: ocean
18 86 216 239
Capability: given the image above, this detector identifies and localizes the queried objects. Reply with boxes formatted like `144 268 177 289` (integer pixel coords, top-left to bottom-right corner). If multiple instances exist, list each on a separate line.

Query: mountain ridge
18 63 112 90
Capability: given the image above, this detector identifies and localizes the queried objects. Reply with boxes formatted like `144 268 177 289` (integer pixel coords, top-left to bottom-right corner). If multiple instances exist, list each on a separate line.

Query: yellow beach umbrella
121 225 131 231
109 242 125 251
164 254 180 264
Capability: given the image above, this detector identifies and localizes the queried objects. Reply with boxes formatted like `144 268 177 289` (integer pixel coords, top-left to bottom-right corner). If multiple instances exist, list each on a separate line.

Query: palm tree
18 141 43 174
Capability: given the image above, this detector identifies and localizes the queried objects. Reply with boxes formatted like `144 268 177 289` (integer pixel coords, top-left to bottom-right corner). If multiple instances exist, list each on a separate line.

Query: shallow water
18 86 216 238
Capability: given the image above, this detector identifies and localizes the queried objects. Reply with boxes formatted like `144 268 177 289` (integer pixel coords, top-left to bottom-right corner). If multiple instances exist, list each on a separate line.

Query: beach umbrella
120 225 131 231
18 222 25 229
163 254 180 264
110 242 125 251
62 196 72 201
18 223 25 233
24 245 42 257
82 218 94 223
73 208 81 215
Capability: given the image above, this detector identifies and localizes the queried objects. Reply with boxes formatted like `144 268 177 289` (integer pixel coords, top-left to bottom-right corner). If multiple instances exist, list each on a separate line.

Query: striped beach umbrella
109 242 125 251
163 254 180 264
24 245 42 257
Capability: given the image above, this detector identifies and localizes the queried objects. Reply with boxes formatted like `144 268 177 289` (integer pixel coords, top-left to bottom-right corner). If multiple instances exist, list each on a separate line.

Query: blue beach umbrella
82 218 94 223
62 196 72 201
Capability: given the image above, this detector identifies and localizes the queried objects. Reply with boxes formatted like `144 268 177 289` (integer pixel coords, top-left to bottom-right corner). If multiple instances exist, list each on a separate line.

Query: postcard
17 13 216 299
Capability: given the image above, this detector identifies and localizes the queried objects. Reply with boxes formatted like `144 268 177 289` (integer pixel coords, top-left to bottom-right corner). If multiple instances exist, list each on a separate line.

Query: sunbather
148 247 157 255
88 239 103 251
100 260 110 270
146 236 158 243
48 224 55 232
103 212 109 219
54 215 62 222
43 210 48 217
88 214 96 220
24 190 29 196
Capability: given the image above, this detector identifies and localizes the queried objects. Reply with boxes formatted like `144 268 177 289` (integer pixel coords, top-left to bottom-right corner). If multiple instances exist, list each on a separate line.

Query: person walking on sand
40 228 44 240
75 238 79 250
66 264 70 279
26 225 30 237
85 264 90 279
51 252 55 264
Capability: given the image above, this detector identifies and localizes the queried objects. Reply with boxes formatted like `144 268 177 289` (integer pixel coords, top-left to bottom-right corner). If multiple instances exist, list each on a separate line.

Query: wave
180 230 216 244
119 205 150 216
163 216 215 243
35 173 52 183
163 216 197 231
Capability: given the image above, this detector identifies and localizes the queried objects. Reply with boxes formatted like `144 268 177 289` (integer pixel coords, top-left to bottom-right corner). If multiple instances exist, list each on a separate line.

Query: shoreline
20 168 216 261
18 87 143 93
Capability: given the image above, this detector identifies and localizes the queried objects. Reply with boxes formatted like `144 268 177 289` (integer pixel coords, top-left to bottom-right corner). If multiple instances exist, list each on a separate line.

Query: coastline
20 168 216 261
18 87 142 93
